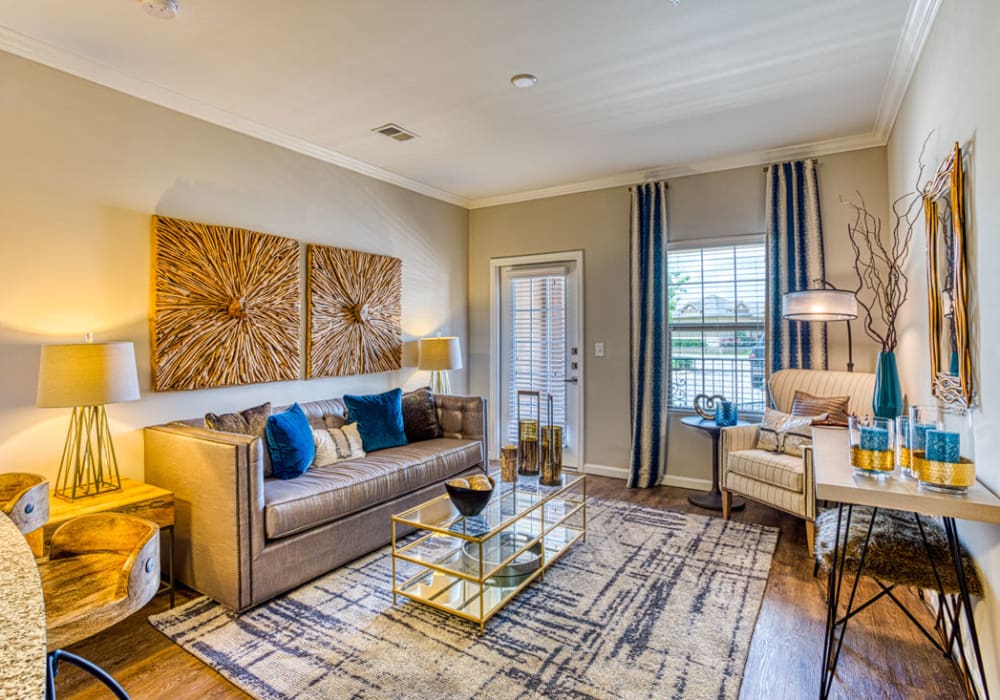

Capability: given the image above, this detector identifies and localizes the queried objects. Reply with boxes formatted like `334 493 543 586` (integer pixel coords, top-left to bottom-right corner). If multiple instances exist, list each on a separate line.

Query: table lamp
37 340 140 499
418 336 462 394
782 283 858 372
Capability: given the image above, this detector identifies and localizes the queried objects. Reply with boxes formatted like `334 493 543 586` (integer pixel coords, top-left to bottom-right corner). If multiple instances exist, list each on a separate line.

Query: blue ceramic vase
873 350 903 420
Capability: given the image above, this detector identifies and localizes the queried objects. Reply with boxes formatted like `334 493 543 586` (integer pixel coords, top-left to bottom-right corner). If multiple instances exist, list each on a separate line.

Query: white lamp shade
417 337 463 371
782 290 858 321
37 342 141 408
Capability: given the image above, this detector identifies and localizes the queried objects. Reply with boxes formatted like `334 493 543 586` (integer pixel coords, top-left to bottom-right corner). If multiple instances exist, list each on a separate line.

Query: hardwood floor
56 476 965 699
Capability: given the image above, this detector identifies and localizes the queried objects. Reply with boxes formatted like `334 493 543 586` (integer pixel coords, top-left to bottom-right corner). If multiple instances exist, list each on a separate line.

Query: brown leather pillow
791 391 850 425
401 387 442 442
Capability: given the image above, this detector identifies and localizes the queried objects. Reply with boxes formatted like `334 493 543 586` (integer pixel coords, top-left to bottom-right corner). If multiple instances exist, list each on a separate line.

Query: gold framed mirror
923 142 972 406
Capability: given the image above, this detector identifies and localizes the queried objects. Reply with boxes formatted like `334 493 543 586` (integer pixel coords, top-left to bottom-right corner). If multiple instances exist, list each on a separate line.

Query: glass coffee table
391 474 586 632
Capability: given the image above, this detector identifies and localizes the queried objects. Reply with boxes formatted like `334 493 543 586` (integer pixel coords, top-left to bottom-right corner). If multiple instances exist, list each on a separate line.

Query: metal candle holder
517 390 540 476
540 394 563 485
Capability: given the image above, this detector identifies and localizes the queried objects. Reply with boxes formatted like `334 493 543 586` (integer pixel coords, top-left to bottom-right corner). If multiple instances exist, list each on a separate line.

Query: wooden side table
680 416 750 511
45 478 175 607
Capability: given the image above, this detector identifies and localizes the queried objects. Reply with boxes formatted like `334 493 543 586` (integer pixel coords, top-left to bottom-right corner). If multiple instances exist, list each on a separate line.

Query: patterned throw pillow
204 402 271 436
204 402 273 476
791 391 850 425
755 407 827 455
756 408 786 452
313 423 366 466
781 413 827 457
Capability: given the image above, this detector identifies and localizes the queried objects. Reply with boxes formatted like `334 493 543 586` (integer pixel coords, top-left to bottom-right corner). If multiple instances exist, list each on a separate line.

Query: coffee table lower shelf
393 524 584 632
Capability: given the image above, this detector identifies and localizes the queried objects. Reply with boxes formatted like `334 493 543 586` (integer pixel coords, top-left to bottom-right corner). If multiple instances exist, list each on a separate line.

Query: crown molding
2 0 939 214
0 27 470 209
468 132 885 209
873 0 942 141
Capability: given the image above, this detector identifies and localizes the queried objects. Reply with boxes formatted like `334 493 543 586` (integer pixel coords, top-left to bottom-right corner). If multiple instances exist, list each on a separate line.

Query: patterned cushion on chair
727 449 805 493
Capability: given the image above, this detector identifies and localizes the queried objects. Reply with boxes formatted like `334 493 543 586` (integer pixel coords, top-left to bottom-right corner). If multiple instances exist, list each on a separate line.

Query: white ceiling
0 0 937 208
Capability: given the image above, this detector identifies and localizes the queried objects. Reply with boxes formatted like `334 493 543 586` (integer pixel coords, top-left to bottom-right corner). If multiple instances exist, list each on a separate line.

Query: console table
813 429 1000 700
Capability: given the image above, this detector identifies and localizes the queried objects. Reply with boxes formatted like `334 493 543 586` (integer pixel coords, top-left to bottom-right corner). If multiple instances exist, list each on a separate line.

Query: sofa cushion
344 389 408 452
402 387 442 442
263 438 482 539
266 403 316 480
727 448 804 493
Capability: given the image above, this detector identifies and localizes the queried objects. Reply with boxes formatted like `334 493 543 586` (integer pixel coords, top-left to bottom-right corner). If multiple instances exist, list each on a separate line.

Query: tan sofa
144 393 487 611
720 369 875 552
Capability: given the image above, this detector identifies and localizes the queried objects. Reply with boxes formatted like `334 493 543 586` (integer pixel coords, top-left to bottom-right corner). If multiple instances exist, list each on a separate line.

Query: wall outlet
595 342 605 358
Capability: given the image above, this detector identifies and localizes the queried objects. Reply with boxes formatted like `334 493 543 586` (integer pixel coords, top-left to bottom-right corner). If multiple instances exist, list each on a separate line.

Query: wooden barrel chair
0 472 49 557
40 513 161 699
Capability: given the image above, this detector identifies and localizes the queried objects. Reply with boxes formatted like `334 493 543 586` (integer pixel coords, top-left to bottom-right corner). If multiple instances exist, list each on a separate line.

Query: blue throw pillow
265 403 316 479
343 388 408 452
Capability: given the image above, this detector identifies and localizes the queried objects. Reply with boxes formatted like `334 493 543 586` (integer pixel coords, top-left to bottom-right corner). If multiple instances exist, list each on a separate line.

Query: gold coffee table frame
391 474 586 633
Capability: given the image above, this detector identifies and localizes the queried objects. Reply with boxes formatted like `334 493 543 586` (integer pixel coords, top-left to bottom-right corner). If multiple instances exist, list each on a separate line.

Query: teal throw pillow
343 388 408 452
265 403 316 479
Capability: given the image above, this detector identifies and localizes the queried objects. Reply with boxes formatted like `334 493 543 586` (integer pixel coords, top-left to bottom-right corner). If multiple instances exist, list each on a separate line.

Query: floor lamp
37 341 141 500
418 337 462 394
782 284 858 372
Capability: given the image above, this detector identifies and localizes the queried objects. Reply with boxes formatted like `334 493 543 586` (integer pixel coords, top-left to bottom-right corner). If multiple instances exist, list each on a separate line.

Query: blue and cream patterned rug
150 499 778 699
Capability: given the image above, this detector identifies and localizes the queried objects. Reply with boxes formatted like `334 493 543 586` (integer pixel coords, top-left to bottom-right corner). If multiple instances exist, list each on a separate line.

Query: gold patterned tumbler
500 445 518 483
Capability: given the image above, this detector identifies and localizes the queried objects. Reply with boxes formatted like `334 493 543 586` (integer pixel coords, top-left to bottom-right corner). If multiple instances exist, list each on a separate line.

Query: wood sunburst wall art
307 244 402 378
151 216 301 391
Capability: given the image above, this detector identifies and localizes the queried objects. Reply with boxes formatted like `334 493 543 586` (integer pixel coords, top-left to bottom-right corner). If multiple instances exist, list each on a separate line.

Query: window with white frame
667 238 767 413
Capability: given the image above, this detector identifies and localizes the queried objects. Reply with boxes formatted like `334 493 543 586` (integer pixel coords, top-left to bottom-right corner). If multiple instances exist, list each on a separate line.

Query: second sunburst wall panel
307 244 402 378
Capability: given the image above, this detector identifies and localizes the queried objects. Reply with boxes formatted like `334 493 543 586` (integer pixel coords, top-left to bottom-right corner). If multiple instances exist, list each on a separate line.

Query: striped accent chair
720 369 876 552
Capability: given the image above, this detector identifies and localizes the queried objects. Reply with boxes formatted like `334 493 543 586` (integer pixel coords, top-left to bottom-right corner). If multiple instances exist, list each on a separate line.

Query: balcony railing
670 354 766 414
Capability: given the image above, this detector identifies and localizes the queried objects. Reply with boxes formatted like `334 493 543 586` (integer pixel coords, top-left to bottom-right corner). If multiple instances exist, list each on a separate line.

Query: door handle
563 377 579 384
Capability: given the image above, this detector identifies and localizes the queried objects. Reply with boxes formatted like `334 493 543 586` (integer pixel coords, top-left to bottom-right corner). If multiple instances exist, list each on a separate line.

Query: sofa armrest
144 423 266 610
435 394 488 467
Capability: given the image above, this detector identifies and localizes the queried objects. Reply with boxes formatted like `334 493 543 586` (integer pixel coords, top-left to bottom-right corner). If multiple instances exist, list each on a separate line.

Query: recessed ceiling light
510 74 538 88
139 0 179 19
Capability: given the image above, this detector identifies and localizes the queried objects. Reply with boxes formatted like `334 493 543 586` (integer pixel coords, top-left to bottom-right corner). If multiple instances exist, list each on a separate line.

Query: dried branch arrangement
307 244 402 377
151 216 301 390
843 141 929 352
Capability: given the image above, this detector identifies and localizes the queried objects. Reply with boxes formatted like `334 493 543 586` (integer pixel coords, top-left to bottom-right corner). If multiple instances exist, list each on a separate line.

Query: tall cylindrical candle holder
516 390 541 476
915 406 975 493
850 416 895 478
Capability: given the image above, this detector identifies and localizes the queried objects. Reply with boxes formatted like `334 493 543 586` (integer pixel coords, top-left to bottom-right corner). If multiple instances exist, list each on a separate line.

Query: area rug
150 499 778 699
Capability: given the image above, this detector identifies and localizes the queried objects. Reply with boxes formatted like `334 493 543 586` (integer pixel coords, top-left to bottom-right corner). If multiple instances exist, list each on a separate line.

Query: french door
491 252 583 468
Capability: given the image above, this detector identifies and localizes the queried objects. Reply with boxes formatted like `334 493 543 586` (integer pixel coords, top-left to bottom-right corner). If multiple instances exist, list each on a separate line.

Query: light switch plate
595 342 605 357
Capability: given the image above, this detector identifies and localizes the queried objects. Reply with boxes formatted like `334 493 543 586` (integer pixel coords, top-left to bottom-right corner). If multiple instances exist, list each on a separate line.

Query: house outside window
667 237 767 413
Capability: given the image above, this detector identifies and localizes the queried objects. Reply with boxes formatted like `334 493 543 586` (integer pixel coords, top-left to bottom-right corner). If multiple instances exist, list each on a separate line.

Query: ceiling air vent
372 123 418 142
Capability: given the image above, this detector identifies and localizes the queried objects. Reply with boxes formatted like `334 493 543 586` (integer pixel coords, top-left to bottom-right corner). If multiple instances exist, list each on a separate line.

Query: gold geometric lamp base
54 404 122 500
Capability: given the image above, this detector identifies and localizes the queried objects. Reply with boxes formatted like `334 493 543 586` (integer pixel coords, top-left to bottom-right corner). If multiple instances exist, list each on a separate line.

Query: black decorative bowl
445 475 495 517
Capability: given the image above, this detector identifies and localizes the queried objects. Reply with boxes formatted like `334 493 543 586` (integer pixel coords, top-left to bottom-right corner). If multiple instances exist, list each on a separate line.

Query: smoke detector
140 0 179 19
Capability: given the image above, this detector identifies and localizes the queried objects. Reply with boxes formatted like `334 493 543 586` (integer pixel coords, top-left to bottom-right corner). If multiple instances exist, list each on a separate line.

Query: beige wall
469 148 889 482
0 52 468 485
888 0 1000 691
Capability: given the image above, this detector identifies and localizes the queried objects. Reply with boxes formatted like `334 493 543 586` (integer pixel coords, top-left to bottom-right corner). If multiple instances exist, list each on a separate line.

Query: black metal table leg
47 649 130 700
944 517 990 700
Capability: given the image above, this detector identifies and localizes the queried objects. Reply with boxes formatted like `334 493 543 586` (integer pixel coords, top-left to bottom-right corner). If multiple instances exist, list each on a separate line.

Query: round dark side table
681 415 751 511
